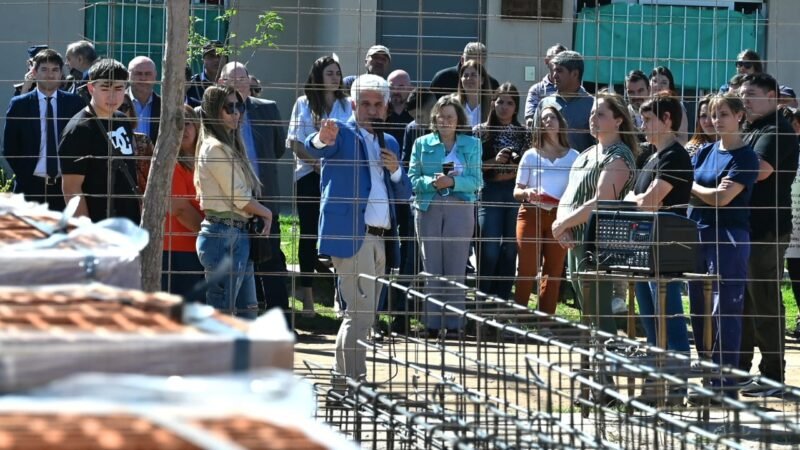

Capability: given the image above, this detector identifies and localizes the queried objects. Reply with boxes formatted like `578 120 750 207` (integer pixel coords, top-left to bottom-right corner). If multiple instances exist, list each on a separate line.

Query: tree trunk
140 0 190 292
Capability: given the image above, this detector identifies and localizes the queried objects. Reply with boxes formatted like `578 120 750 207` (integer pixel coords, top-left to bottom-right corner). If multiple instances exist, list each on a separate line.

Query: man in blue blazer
3 49 84 210
305 74 411 385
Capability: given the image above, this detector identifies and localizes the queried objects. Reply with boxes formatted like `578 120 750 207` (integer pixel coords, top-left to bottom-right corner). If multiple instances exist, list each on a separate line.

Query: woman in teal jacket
408 95 483 336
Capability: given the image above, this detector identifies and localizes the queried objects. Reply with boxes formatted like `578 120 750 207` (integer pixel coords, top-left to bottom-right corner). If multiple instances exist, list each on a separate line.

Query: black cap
202 40 224 56
27 45 48 59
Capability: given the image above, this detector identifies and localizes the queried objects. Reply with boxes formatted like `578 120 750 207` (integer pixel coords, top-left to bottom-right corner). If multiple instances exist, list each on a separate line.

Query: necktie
45 96 58 177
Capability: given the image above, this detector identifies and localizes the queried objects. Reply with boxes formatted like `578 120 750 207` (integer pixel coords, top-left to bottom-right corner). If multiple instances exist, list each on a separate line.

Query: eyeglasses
736 61 754 69
222 102 245 115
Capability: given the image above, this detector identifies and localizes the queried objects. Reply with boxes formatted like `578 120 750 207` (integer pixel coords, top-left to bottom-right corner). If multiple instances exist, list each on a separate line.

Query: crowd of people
4 39 800 400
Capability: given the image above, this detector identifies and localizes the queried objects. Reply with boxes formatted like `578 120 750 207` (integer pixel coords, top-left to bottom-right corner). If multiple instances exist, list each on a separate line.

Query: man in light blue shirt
127 56 161 143
524 43 566 125
534 50 595 152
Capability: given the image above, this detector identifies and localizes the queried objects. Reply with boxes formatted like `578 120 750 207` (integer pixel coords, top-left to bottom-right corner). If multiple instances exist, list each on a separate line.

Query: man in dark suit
3 49 84 210
127 56 161 143
218 62 289 316
64 40 97 99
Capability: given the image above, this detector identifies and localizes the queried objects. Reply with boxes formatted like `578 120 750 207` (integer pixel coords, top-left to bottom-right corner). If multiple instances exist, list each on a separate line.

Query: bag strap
87 106 140 203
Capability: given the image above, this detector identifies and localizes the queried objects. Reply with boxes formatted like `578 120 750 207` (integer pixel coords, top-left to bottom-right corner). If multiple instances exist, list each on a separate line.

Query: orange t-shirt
164 163 203 252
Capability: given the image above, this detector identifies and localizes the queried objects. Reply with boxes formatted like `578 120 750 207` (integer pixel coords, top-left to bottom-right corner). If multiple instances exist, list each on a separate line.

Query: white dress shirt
465 103 481 128
311 125 402 230
287 96 353 181
358 127 403 229
34 89 59 177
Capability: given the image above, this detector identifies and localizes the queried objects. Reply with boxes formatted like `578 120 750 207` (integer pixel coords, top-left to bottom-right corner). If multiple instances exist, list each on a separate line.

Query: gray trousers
415 195 475 330
332 234 385 382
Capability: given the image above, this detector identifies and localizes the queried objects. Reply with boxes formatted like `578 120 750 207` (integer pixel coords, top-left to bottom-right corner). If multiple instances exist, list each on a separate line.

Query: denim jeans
196 220 258 319
477 180 518 299
634 281 691 354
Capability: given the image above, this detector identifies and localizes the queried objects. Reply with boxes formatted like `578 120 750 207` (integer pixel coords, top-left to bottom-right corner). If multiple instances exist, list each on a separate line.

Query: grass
289 297 342 334
279 215 299 265
680 284 799 333
280 214 800 334
550 283 799 333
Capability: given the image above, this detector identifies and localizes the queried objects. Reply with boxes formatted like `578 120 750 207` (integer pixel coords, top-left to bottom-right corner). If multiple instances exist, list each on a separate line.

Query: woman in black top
624 93 693 369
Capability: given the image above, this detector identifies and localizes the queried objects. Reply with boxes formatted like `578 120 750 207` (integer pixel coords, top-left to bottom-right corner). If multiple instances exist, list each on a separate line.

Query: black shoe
369 324 384 343
740 379 785 398
687 392 725 407
634 386 686 407
574 390 621 409
390 317 409 335
315 254 333 273
418 328 443 340
442 329 464 340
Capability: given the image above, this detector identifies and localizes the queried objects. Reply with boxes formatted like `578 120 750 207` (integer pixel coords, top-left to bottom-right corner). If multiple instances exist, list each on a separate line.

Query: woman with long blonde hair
195 85 272 318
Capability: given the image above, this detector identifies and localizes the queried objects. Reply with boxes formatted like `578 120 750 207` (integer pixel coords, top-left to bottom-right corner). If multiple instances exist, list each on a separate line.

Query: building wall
3 1 797 212
766 0 800 91
233 0 378 214
0 2 84 149
485 0 575 98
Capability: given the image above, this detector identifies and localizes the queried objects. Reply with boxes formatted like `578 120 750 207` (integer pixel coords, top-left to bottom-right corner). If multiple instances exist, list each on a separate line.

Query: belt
366 225 389 237
206 215 248 231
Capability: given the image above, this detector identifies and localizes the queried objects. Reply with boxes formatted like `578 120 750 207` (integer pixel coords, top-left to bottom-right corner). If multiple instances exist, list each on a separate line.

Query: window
501 0 563 21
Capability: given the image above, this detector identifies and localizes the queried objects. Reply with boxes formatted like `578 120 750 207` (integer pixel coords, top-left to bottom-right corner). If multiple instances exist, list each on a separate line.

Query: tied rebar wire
301 272 800 450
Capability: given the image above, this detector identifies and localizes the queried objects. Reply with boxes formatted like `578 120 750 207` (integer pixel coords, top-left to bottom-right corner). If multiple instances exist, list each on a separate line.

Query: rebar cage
301 273 800 450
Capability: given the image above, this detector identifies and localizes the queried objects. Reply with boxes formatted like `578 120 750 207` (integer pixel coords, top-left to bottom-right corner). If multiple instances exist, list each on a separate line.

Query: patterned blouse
472 123 531 182
557 142 636 241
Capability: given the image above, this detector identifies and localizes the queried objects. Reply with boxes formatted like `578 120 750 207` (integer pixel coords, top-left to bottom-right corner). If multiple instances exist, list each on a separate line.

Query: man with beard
385 69 414 146
625 69 650 132
534 50 595 152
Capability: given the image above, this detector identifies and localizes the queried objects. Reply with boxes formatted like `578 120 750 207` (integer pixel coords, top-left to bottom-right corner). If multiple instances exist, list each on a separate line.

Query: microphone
372 120 387 149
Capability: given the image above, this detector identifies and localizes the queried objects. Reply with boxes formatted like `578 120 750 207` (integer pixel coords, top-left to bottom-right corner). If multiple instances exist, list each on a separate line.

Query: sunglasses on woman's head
736 61 753 69
222 102 245 115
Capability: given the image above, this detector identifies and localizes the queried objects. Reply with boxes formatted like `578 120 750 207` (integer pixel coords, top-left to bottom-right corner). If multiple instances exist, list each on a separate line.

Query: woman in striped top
552 90 639 336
